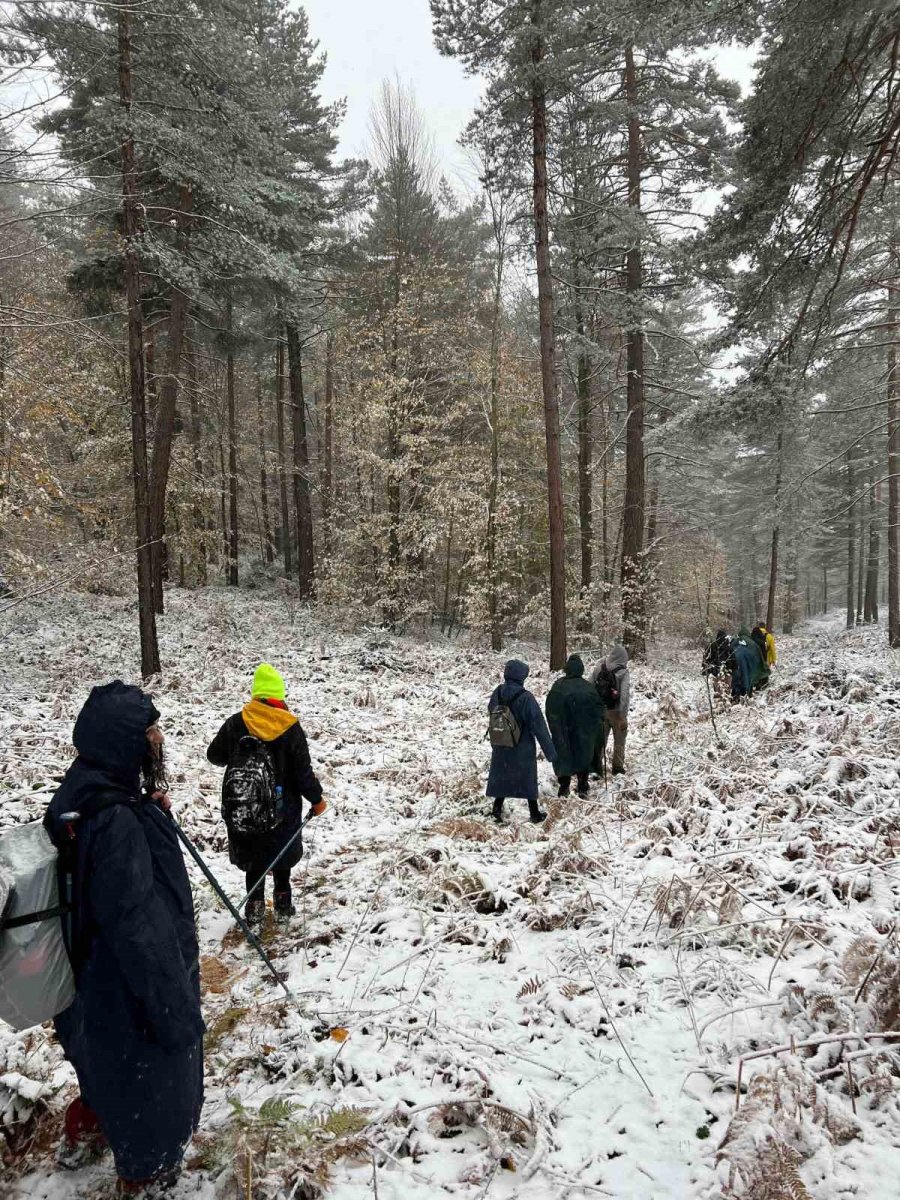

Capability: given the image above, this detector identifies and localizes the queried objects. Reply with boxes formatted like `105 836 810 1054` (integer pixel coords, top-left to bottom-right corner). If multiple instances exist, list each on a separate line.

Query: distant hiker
731 627 759 702
44 682 204 1195
486 659 557 824
590 645 631 776
545 654 604 797
750 624 772 690
762 623 778 668
703 630 732 678
207 663 326 929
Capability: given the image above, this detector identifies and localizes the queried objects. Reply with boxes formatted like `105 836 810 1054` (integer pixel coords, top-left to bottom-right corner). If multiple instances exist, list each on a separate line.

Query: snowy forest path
2 594 900 1199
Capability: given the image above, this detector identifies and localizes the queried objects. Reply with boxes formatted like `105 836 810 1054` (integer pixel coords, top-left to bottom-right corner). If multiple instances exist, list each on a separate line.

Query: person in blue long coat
486 659 557 824
45 682 204 1193
730 628 758 702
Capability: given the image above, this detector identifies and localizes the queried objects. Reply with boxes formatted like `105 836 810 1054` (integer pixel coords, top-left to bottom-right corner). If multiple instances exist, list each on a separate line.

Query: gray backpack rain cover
0 820 75 1031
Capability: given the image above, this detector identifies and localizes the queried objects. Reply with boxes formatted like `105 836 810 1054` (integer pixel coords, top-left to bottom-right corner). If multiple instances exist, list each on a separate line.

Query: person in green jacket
545 654 605 797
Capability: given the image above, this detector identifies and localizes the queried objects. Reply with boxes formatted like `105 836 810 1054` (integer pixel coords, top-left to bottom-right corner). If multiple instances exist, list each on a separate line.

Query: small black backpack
487 702 522 748
221 736 279 835
595 665 620 709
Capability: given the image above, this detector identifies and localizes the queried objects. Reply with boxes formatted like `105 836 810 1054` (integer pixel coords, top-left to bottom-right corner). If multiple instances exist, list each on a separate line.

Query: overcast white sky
297 0 485 186
297 1 757 186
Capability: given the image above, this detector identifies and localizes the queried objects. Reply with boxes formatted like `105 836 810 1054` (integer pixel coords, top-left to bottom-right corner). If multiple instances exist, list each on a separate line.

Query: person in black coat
207 663 325 926
486 659 557 824
703 630 732 677
45 681 204 1193
544 654 604 797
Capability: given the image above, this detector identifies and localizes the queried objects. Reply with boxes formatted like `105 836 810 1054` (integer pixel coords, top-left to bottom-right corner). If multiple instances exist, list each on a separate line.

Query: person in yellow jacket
761 624 777 667
207 664 326 927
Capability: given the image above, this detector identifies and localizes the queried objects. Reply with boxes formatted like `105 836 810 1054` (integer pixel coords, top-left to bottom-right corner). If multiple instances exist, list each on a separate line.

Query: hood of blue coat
73 681 159 776
606 645 628 671
564 654 585 678
45 683 160 843
504 659 529 684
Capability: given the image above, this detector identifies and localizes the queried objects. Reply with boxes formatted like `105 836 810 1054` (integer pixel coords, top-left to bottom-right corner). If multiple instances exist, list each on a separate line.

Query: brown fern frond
430 818 494 843
517 975 544 999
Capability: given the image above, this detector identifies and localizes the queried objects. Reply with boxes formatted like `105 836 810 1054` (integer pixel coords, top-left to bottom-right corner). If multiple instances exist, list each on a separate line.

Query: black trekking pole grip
169 816 294 1002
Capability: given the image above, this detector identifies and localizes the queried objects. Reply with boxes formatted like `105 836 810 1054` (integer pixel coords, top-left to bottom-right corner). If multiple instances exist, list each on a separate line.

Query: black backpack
595 665 620 710
221 736 279 835
487 702 522 748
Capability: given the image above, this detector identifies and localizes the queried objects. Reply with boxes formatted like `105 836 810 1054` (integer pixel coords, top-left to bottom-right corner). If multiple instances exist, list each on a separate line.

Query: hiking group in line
486 645 631 825
4 647 631 1195
703 622 778 703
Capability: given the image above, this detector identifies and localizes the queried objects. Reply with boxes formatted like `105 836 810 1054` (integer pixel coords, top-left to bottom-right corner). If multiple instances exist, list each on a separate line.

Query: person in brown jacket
589 645 631 776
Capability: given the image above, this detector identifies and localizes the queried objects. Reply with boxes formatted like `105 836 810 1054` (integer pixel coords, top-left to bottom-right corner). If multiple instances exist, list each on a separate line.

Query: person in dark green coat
545 654 604 797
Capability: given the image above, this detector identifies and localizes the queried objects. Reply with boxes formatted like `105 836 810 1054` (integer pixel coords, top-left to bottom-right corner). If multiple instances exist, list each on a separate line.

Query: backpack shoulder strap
76 790 134 822
507 687 529 726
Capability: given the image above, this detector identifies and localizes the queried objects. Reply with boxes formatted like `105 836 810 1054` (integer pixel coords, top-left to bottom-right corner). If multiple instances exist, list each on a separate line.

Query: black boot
528 799 547 824
491 797 505 824
273 889 295 928
245 898 265 929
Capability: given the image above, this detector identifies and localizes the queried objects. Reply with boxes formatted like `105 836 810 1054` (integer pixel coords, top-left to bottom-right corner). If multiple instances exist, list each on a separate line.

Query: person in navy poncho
45 682 204 1195
486 659 557 824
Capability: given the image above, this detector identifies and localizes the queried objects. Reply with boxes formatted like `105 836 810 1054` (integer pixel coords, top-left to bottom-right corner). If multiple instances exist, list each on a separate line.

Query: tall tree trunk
256 365 274 564
645 474 660 636
323 334 334 556
274 337 292 576
186 331 207 586
621 43 647 658
782 540 797 634
218 427 228 577
845 450 855 627
765 524 780 631
442 519 453 631
145 320 156 415
225 298 239 586
148 182 192 614
531 2 566 669
285 323 315 598
865 475 880 622
766 410 784 630
888 251 900 645
822 562 827 613
486 214 505 652
577 350 593 633
856 509 866 624
118 7 160 679
600 353 611 593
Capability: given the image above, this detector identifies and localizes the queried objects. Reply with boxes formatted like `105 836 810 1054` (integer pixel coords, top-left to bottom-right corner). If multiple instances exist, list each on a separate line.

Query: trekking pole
169 817 295 1002
601 724 609 800
704 672 723 748
234 812 316 913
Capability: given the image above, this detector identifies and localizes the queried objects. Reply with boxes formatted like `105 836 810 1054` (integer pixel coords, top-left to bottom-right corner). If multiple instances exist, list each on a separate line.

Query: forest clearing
1 590 899 1199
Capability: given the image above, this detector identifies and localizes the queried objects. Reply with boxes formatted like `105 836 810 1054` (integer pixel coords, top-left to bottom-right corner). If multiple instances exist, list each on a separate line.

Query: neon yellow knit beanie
251 662 286 702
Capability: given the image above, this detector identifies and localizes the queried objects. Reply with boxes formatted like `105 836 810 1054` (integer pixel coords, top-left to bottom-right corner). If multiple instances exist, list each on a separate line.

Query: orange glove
310 799 327 818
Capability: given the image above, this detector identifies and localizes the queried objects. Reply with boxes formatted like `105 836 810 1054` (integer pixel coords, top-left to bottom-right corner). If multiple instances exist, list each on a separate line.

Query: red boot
57 1097 109 1170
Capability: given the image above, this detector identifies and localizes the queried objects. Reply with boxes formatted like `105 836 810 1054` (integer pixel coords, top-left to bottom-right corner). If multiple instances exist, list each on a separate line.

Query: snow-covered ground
2 590 900 1199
